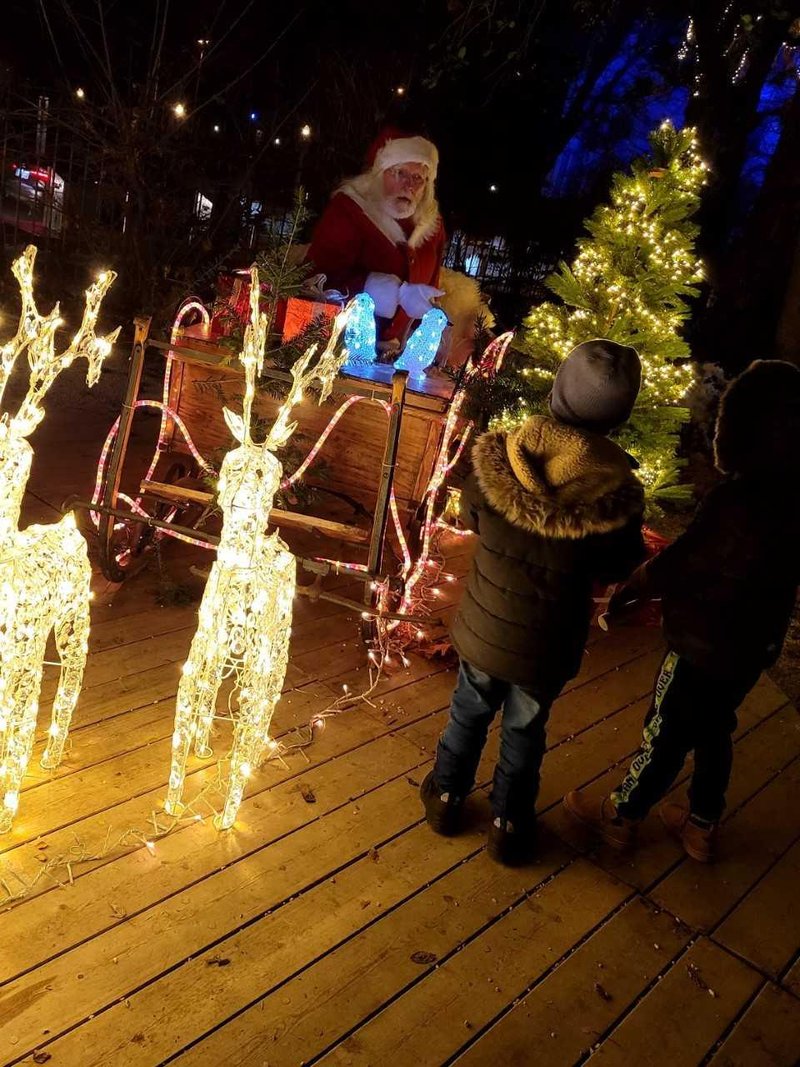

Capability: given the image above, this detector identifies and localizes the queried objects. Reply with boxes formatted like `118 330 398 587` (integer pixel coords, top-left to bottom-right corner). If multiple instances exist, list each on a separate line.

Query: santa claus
307 127 447 358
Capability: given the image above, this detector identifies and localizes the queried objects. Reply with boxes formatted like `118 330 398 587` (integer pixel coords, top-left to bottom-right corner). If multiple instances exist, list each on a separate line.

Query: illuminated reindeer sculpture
0 246 118 832
165 267 349 830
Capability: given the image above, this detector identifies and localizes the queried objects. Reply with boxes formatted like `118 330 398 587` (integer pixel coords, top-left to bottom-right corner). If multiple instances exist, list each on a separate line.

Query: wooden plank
539 698 650 810
562 627 663 695
42 625 195 695
714 838 800 978
547 647 664 745
317 859 630 1066
37 659 182 736
28 678 337 786
140 478 212 506
328 645 449 699
454 897 692 1067
363 669 457 732
172 361 441 506
171 327 453 412
706 982 800 1067
140 479 371 544
87 602 201 654
24 701 179 795
0 667 448 907
12 793 493 1064
172 839 571 1066
0 736 202 855
290 611 360 657
0 731 426 990
0 687 385 884
548 689 794 892
43 596 355 716
651 758 800 933
409 417 443 504
291 633 367 684
583 938 762 1066
40 631 308 711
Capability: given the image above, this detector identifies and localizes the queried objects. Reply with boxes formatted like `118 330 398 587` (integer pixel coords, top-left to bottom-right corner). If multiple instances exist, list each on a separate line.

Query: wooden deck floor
1 381 799 1066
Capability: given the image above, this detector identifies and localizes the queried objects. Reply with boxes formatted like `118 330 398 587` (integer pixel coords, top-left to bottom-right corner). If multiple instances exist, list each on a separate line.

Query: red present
211 271 279 338
281 296 340 341
594 525 671 628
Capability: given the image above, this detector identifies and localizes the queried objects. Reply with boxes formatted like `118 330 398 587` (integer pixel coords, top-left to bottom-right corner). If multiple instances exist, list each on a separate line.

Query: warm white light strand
0 246 118 832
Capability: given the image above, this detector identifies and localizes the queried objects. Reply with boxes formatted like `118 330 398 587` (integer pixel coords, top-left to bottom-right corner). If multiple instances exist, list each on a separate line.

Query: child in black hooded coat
565 360 800 862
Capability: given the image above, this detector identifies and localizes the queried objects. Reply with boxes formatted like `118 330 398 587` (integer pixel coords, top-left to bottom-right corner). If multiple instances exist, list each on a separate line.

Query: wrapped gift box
211 271 278 339
281 295 341 341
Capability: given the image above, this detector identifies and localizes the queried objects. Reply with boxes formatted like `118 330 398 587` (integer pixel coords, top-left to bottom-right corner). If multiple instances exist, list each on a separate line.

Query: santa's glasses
386 166 427 191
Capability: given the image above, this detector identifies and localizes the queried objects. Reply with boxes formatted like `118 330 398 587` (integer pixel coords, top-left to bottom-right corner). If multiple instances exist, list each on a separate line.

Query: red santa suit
307 131 446 346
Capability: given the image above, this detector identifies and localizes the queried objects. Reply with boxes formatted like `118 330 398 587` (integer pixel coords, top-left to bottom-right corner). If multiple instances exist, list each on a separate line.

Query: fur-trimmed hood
714 359 800 478
337 173 441 251
473 416 644 539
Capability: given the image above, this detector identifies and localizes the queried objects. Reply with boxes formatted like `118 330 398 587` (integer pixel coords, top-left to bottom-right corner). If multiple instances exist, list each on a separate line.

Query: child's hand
595 584 643 630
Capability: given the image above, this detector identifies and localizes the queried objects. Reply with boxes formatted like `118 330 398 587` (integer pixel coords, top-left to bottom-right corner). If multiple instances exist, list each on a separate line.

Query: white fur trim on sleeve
364 272 401 318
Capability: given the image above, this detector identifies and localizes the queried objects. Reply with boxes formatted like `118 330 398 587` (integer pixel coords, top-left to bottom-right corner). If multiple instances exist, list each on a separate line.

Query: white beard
384 194 417 220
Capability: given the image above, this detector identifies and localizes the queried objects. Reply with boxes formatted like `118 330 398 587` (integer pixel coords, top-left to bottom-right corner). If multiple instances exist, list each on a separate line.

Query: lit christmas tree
471 122 706 502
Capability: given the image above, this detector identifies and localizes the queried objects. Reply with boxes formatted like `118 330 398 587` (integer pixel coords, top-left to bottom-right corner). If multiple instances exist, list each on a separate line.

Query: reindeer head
1 246 119 436
216 266 349 534
0 246 118 534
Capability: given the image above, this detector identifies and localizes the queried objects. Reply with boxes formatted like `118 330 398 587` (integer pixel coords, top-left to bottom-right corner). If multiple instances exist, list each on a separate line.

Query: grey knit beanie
549 339 642 433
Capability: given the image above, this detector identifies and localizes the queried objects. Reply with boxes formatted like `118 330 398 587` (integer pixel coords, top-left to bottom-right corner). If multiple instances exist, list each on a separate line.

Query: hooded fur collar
338 173 441 250
473 416 644 539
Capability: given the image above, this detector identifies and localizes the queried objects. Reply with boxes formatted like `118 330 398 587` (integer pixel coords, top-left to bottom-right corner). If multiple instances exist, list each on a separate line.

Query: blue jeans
434 659 552 824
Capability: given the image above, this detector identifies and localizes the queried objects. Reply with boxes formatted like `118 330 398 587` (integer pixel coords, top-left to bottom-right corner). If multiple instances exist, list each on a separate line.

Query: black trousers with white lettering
611 650 758 824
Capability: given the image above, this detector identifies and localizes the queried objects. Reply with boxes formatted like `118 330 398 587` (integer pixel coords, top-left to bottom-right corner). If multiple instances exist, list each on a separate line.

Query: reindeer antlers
238 266 269 441
0 247 58 410
227 264 350 452
0 246 119 436
263 302 349 452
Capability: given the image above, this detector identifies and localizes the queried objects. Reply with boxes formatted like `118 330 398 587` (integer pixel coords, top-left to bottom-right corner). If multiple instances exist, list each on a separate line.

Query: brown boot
660 802 718 863
563 790 637 850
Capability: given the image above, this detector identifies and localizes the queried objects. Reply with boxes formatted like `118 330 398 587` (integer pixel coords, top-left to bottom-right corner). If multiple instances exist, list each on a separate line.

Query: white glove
399 282 445 320
364 272 401 318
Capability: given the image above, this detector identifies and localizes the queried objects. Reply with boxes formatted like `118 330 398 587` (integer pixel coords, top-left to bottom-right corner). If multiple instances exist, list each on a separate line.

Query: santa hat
365 127 439 179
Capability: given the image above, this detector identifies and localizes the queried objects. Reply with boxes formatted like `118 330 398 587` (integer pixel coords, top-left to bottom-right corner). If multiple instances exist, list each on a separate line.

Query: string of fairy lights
505 121 708 492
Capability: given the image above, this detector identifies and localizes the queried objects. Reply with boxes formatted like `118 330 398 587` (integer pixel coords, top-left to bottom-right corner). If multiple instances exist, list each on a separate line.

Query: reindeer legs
42 557 91 770
0 663 43 833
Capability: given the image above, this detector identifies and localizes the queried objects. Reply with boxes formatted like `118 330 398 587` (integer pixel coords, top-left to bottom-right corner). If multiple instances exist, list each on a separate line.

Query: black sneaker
487 816 536 866
420 771 464 836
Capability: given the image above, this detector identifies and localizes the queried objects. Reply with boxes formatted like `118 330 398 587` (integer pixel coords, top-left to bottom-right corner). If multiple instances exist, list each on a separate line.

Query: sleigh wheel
97 512 148 582
133 460 197 555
